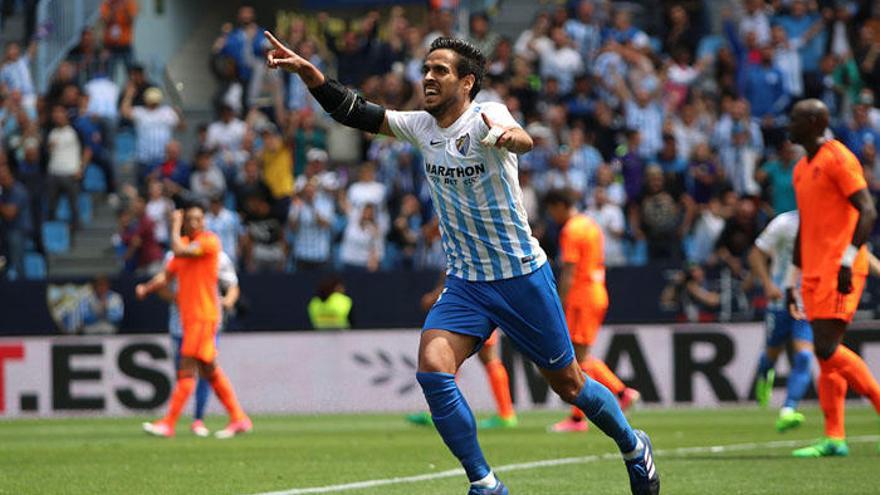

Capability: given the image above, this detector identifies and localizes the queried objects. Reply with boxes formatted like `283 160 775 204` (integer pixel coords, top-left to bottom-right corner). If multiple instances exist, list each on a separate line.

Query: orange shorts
484 329 500 347
180 319 219 363
566 304 607 346
801 274 866 323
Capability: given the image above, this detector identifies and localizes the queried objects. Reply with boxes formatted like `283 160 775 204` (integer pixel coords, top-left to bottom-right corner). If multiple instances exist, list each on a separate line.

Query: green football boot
775 409 805 433
405 411 433 426
792 438 849 458
478 415 518 429
756 369 775 408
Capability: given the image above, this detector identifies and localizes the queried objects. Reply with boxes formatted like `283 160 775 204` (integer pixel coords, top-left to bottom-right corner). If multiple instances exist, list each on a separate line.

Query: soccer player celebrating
544 189 641 433
157 249 240 437
137 206 251 439
265 32 658 494
786 99 880 457
748 209 813 432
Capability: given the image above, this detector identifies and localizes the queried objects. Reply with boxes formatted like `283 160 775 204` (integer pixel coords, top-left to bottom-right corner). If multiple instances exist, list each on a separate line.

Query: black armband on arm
309 78 386 134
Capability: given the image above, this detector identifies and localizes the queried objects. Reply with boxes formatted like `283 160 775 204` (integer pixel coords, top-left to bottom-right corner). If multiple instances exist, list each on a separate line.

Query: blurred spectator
387 193 422 269
233 157 273 213
205 194 240 265
629 165 694 262
719 122 761 197
587 186 625 267
689 195 727 264
47 105 89 231
542 146 589 197
67 27 106 84
73 93 117 196
739 44 789 143
144 179 172 248
0 41 36 112
414 216 445 271
121 86 181 181
292 111 327 177
340 203 384 272
655 133 688 190
739 0 771 47
117 196 162 274
240 193 286 273
468 12 501 59
755 140 799 214
838 93 880 161
775 0 827 94
515 12 552 64
593 164 625 207
617 82 664 160
214 5 266 105
284 39 326 115
149 140 190 187
308 275 352 329
258 123 294 206
686 142 724 206
565 0 602 65
770 24 803 100
206 104 247 179
536 27 584 94
80 275 124 334
189 149 226 203
715 197 759 278
0 162 31 279
100 0 139 75
322 11 383 88
619 129 646 201
663 4 700 57
345 162 389 235
288 178 334 271
660 263 720 322
855 23 880 90
12 137 43 254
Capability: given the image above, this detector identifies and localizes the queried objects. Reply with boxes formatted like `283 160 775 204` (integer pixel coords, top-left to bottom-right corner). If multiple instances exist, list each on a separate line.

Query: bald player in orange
545 189 640 433
137 205 252 438
785 99 880 457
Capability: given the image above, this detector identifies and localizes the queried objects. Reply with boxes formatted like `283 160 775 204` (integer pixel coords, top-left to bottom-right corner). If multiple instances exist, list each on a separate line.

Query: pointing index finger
264 30 286 50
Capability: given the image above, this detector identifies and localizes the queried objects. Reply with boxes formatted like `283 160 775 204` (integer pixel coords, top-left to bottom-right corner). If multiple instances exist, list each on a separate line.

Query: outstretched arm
264 30 394 137
135 271 171 300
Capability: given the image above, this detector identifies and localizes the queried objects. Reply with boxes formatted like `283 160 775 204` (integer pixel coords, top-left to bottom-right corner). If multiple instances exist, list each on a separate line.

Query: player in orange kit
137 205 252 438
544 189 640 432
785 99 880 457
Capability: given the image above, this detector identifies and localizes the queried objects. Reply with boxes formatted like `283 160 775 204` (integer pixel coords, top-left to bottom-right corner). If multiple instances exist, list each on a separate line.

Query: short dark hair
544 188 576 208
429 37 485 100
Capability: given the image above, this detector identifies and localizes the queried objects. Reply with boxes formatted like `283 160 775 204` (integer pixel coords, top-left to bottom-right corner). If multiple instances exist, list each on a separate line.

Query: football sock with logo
583 357 626 395
784 350 813 409
573 375 639 453
208 367 246 421
484 359 515 419
163 372 196 426
417 371 491 482
193 378 211 421
817 363 847 439
824 346 880 413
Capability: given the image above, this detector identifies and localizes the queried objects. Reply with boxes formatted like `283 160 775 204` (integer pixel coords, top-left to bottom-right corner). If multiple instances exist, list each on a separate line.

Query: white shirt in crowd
190 166 227 201
535 43 584 94
346 181 389 234
47 126 82 176
587 203 626 267
132 105 179 164
206 118 247 153
339 221 384 268
85 77 120 120
145 197 173 244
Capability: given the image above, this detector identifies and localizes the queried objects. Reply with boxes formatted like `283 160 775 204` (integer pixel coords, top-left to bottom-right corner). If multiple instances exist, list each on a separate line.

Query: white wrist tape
784 263 800 288
841 244 859 267
481 126 505 147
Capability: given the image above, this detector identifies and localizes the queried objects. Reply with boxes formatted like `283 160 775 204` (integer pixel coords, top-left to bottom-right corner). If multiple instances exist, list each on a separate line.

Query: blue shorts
423 262 574 370
765 308 813 348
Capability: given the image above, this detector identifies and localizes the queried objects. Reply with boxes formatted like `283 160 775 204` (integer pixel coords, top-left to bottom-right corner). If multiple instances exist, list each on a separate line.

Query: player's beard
425 92 459 119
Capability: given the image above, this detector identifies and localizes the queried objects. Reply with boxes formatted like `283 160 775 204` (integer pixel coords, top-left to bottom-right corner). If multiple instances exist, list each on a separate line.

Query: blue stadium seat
43 221 70 254
54 195 93 225
83 164 107 192
23 251 47 280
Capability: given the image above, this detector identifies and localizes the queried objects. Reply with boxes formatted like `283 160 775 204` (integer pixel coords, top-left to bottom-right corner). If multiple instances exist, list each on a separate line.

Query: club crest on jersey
455 134 470 155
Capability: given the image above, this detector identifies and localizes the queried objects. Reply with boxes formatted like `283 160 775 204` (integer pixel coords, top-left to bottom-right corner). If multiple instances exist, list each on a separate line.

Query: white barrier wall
2 324 880 418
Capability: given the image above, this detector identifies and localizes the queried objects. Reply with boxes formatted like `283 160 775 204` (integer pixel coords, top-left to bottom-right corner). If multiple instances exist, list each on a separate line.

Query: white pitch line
250 435 880 495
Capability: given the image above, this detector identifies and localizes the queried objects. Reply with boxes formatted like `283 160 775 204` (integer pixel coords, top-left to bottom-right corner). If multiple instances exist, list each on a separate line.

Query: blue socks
417 372 490 482
784 350 813 409
573 375 639 453
757 353 773 378
194 377 211 421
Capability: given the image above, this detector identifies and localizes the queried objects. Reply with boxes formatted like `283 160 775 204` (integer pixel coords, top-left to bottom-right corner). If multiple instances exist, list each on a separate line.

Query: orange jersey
793 139 869 278
559 214 608 310
167 231 221 322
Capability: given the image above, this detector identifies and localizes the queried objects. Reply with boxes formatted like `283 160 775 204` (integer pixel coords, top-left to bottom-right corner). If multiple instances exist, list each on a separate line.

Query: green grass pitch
1 406 878 494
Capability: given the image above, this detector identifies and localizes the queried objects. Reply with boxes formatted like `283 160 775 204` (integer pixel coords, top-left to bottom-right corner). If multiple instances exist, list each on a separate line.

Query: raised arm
264 30 394 137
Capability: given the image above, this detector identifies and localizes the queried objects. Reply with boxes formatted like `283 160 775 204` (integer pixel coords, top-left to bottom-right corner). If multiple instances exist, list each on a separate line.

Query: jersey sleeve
755 215 785 256
198 233 222 256
478 102 521 129
559 224 584 265
217 252 239 289
827 144 868 198
385 110 428 146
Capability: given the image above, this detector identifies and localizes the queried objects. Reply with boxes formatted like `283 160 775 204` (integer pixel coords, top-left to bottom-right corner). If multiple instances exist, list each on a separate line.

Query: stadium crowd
2 0 880 296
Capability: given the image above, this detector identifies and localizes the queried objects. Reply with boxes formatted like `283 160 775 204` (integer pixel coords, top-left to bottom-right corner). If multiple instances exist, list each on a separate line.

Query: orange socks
817 345 880 439
163 373 196 426
582 357 626 395
484 359 515 419
208 367 246 421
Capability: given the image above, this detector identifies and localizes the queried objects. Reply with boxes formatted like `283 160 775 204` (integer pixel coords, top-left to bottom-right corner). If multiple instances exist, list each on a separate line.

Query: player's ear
463 73 475 96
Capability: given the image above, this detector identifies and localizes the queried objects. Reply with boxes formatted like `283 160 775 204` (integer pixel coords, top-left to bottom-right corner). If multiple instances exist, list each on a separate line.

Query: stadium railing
34 0 102 93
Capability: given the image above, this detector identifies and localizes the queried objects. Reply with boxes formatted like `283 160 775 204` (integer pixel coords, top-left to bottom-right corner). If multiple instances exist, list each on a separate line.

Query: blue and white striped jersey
754 210 799 311
166 251 238 337
386 101 546 281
